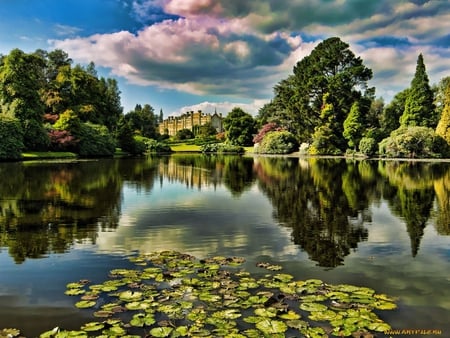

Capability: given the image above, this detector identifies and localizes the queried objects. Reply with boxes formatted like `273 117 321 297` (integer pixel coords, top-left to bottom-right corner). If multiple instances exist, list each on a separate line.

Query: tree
436 80 450 146
0 48 45 122
126 104 157 138
223 107 256 146
343 101 364 150
0 116 24 160
271 37 373 145
400 54 436 128
381 88 409 137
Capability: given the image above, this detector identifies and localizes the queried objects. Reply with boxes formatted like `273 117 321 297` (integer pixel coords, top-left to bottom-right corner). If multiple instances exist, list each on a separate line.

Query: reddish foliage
48 129 78 150
43 113 59 123
253 122 283 144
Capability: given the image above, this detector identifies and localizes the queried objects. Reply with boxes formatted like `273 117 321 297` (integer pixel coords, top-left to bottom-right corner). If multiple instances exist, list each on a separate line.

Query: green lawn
169 143 202 152
22 151 78 159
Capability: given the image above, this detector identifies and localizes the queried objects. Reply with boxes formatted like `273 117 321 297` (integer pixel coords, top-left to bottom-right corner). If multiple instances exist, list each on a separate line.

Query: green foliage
269 37 373 143
195 122 217 139
400 54 436 128
379 126 448 158
343 101 364 149
116 117 143 155
223 107 256 146
126 104 158 138
309 94 342 155
255 131 298 154
22 119 50 151
436 80 450 146
144 139 172 153
76 123 116 157
380 89 409 138
0 116 24 160
175 128 194 140
53 109 82 134
200 143 244 154
359 137 378 157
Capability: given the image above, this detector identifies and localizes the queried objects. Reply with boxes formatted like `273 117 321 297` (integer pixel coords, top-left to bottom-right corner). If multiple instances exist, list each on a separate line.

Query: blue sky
1 0 450 116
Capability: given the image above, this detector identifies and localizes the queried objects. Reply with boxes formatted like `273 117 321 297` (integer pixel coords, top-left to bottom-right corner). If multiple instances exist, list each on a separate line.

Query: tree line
255 37 450 157
1 37 450 159
0 48 164 159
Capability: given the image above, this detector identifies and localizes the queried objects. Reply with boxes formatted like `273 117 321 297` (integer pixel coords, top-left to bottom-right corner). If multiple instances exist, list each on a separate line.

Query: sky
1 0 450 117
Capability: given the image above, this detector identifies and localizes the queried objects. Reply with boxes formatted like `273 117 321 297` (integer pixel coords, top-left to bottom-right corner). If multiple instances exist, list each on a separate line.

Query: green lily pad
299 302 328 312
75 300 96 308
308 309 337 321
118 290 142 302
0 328 21 337
80 322 105 331
149 327 174 337
255 319 288 334
65 288 86 296
254 307 278 317
278 310 301 320
286 319 309 329
367 322 391 332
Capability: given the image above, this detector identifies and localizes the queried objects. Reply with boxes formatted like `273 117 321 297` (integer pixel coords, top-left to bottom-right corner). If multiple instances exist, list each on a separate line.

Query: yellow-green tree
436 79 450 145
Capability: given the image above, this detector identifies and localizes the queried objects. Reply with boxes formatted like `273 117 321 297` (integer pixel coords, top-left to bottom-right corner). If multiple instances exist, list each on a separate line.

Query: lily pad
75 300 96 309
118 290 142 302
299 302 328 312
80 322 105 331
255 319 288 334
149 327 174 337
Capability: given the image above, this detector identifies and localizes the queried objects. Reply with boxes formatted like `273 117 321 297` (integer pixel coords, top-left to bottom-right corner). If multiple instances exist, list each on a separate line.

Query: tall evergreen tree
400 54 436 127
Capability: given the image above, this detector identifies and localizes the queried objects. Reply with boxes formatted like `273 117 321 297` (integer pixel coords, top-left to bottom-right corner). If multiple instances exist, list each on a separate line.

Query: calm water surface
0 155 449 337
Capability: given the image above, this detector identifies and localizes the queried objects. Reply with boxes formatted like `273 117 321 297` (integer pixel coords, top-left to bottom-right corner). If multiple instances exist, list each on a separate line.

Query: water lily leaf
301 326 327 338
212 309 242 319
242 329 263 337
273 273 294 282
243 316 265 324
65 288 85 296
373 301 397 310
299 302 328 312
278 310 301 320
255 319 288 334
80 322 104 331
102 325 126 336
367 322 391 332
129 313 155 327
149 327 174 337
308 310 337 321
254 307 278 317
93 310 113 318
66 282 85 289
75 300 96 309
299 294 327 302
118 290 142 302
0 328 20 337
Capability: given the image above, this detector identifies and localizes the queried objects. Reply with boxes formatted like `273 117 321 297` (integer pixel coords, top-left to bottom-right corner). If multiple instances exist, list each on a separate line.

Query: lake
0 154 449 337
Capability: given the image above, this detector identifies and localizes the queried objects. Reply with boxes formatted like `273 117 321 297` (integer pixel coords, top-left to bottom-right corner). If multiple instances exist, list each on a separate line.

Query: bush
201 143 244 154
379 126 449 158
255 131 298 154
23 119 50 151
144 138 172 153
0 116 24 160
175 128 194 140
76 123 116 157
359 137 378 157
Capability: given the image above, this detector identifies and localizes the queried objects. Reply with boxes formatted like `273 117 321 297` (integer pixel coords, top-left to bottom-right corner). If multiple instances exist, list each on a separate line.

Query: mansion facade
159 110 223 136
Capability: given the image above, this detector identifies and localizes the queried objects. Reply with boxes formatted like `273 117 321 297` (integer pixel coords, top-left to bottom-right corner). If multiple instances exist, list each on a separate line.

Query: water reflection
1 156 449 266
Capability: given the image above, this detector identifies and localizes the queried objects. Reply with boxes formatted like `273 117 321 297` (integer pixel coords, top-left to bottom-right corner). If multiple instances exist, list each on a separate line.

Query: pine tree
436 81 450 145
400 54 436 127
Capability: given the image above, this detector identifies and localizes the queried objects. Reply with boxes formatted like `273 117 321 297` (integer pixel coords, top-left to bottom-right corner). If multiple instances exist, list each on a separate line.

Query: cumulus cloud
50 15 303 98
49 0 450 106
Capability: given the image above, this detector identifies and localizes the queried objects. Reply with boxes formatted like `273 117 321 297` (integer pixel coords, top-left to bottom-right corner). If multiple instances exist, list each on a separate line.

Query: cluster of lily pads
1 250 397 337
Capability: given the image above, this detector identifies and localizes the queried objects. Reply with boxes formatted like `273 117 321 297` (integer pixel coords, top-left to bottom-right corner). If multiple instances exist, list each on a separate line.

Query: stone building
159 110 223 136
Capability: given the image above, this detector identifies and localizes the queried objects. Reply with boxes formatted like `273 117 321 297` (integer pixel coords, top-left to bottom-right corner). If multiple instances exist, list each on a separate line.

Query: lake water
0 154 449 337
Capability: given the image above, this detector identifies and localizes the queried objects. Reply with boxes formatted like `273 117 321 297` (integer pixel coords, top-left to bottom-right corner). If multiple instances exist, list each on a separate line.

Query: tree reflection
0 158 158 263
255 157 371 268
434 166 450 235
379 162 438 256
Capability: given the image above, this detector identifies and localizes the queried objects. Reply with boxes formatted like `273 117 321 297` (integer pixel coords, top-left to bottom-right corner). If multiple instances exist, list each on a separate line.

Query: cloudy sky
1 0 450 116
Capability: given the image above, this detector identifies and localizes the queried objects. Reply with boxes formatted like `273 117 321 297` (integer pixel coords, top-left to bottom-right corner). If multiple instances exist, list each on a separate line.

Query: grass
169 143 202 152
22 151 78 159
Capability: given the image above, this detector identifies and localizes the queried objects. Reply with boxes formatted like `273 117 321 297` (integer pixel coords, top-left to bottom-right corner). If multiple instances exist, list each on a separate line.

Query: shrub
48 130 78 151
253 122 282 144
201 143 244 154
175 128 194 140
23 119 50 151
144 138 172 153
255 131 298 154
359 137 378 157
0 116 24 160
379 126 449 158
76 123 116 157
